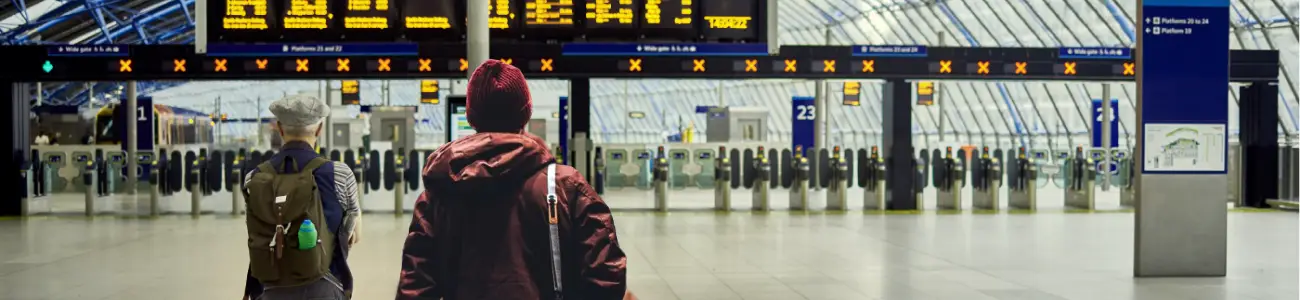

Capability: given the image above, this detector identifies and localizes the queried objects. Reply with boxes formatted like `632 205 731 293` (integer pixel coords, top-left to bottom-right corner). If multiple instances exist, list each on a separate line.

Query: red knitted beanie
466 59 532 133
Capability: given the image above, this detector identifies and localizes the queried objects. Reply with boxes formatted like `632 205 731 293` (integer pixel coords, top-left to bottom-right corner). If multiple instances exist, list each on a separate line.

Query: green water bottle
298 219 318 250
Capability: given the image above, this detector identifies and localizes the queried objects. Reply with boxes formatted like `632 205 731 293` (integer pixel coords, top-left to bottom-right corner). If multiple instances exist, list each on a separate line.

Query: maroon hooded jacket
397 133 627 300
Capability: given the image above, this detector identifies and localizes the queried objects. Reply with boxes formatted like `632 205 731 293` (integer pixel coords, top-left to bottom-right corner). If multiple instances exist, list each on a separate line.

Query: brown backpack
244 157 334 288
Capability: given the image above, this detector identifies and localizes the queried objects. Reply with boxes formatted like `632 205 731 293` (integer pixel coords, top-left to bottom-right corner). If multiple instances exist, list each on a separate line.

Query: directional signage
341 80 361 105
842 81 861 106
792 96 815 153
916 81 935 106
420 80 440 104
1092 98 1120 148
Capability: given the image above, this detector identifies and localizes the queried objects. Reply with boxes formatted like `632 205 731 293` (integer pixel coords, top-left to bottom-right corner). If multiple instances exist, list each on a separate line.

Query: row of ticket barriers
21 146 436 216
32 142 1293 215
592 144 1134 211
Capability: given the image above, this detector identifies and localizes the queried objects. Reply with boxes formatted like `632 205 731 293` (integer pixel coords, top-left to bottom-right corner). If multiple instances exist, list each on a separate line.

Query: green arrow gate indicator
42 61 53 73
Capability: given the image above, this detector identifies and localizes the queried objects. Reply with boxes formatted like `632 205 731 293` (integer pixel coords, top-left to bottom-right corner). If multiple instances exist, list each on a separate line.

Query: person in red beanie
396 60 631 300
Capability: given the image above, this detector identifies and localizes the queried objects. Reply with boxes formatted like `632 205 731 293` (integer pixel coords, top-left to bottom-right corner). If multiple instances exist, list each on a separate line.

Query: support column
569 78 591 178
1238 81 1279 207
2 82 30 216
1101 84 1112 191
1135 0 1230 277
126 82 138 195
466 0 489 75
881 79 915 210
813 80 826 187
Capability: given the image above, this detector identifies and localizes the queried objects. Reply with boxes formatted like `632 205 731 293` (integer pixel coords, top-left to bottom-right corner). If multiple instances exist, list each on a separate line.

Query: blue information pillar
116 96 155 151
1135 0 1229 277
791 97 815 156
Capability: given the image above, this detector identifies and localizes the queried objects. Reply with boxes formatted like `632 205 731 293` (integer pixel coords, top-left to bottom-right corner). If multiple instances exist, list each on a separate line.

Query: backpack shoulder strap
545 163 564 300
301 157 330 174
256 161 275 175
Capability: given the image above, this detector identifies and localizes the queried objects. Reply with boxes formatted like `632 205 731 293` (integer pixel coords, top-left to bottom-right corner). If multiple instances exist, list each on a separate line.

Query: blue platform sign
206 43 418 57
114 96 154 151
1059 47 1131 59
47 45 129 57
792 97 815 155
561 43 768 56
851 45 928 57
559 96 569 164
1140 0 1229 174
1091 99 1120 148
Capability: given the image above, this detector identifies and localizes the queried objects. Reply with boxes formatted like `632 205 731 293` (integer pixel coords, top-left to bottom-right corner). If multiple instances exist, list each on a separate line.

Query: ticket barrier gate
713 147 731 211
788 146 810 211
652 147 669 212
861 148 887 210
825 147 849 211
934 148 965 210
1007 149 1038 210
229 154 245 215
1064 147 1096 210
38 152 65 197
1119 157 1136 208
189 159 203 217
593 153 606 195
971 148 1001 210
354 152 367 195
752 147 771 211
72 152 99 216
394 150 406 216
104 152 126 194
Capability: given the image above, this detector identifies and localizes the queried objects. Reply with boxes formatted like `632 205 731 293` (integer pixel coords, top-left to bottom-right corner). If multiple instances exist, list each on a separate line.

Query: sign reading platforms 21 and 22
1139 0 1229 173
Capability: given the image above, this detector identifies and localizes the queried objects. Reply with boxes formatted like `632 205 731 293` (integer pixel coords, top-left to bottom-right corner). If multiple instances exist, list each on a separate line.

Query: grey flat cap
269 93 330 127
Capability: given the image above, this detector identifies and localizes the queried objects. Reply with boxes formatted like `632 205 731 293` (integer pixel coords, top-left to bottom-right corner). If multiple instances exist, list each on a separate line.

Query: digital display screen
700 0 757 40
341 80 361 105
403 0 455 29
524 0 575 27
281 0 332 29
222 0 275 30
420 80 440 104
343 0 393 29
585 0 634 28
450 105 475 140
642 0 691 29
488 0 517 29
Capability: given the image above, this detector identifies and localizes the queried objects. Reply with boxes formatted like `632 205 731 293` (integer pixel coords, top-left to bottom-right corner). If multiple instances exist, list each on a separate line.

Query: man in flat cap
242 94 361 300
397 60 632 300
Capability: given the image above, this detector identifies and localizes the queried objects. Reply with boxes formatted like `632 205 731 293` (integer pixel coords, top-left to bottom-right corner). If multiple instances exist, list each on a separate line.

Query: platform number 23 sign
796 105 816 120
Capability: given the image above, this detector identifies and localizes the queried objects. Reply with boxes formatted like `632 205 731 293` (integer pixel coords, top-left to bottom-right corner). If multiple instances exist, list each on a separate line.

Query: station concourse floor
2 190 1297 300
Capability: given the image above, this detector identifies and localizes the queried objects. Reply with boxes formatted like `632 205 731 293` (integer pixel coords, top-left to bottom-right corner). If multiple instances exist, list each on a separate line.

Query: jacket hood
422 132 555 194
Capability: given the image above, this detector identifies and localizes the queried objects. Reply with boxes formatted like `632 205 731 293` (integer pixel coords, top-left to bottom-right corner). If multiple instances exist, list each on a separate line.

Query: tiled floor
2 192 1297 300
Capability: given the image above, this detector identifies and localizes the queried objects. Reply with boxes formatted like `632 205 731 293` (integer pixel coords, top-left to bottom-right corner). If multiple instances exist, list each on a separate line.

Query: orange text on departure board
344 0 390 29
284 0 330 29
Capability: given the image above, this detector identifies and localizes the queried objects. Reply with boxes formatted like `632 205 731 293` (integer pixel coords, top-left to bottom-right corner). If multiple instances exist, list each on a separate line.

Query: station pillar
568 78 592 178
2 81 31 217
1238 81 1279 208
880 79 916 210
1134 0 1230 277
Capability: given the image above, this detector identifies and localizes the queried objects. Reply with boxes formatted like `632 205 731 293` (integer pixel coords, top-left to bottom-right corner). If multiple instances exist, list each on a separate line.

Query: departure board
342 0 392 29
701 0 757 40
585 0 634 28
403 0 455 29
488 0 516 29
281 0 332 29
524 0 575 26
642 0 691 29
222 0 274 30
